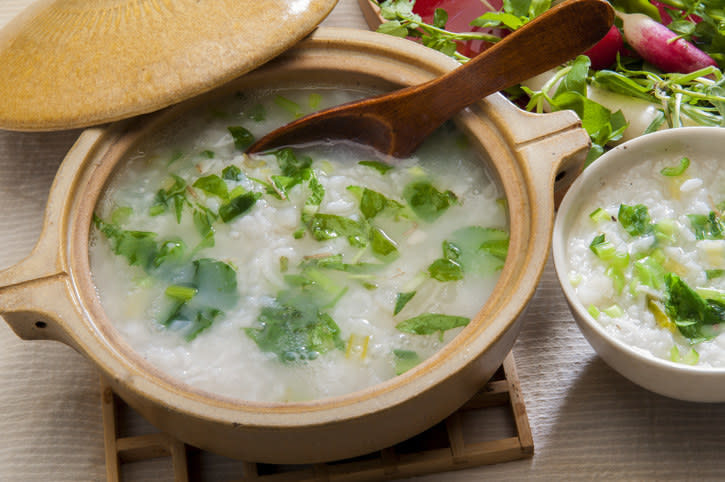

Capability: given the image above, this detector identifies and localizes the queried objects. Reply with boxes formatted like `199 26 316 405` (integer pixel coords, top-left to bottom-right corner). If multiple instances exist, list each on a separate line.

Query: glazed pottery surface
0 28 589 462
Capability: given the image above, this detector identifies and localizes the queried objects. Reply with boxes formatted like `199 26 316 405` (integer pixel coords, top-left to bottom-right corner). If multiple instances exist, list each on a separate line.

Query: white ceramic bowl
553 127 725 403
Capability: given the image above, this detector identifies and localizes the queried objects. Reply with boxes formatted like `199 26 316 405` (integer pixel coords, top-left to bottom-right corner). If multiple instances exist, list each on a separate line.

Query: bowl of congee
554 127 725 402
0 4 591 464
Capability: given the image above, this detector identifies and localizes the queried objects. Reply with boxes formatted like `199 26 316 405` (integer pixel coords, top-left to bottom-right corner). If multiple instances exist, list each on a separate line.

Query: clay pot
0 28 588 463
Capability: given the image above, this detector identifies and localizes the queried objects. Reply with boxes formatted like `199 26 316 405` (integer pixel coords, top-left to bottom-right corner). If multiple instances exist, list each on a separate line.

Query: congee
566 155 725 367
90 87 509 401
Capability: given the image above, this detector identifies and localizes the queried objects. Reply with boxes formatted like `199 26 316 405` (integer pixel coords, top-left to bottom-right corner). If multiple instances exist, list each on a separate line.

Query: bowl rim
553 126 725 376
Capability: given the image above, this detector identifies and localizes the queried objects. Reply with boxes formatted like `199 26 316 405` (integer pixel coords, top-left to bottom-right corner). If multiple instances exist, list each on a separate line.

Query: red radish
584 25 624 69
618 11 717 73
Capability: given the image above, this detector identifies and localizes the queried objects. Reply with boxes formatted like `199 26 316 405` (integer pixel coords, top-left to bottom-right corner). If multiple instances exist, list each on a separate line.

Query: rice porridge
90 87 508 401
566 154 725 367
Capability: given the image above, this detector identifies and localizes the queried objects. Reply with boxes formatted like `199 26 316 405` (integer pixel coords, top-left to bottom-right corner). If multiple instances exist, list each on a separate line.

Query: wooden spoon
247 0 614 158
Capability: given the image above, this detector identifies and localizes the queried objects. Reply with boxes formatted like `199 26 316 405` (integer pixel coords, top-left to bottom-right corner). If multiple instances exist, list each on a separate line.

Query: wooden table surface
1 0 725 480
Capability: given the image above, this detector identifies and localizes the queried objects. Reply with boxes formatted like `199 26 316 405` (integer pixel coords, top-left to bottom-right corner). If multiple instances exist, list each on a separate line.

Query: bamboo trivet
101 352 532 481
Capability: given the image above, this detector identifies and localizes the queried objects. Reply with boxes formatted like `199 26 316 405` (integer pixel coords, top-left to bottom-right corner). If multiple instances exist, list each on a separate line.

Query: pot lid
0 0 338 131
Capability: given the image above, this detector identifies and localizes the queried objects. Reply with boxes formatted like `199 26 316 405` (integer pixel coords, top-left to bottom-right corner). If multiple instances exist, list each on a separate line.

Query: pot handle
0 129 107 348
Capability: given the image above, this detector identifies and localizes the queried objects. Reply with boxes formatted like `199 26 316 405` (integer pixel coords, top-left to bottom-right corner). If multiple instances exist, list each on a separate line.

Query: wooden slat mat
101 352 532 481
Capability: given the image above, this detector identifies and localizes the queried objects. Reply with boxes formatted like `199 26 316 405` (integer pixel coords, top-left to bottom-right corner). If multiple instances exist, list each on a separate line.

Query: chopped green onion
587 304 600 319
589 207 611 224
603 304 623 318
165 285 198 302
660 157 690 177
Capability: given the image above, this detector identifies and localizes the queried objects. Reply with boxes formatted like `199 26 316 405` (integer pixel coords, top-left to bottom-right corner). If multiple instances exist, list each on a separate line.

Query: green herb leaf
449 226 509 275
396 313 470 336
358 160 393 174
94 215 159 269
150 175 188 222
193 174 229 200
687 212 724 240
403 180 457 222
394 291 417 315
428 258 464 281
218 192 261 223
222 165 243 181
369 226 400 261
162 258 239 341
393 349 421 375
307 213 369 248
355 187 405 219
245 291 344 362
228 126 255 151
247 103 266 122
664 273 724 341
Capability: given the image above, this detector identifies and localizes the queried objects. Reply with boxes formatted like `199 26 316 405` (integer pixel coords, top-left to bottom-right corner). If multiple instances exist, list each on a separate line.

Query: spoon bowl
247 0 614 157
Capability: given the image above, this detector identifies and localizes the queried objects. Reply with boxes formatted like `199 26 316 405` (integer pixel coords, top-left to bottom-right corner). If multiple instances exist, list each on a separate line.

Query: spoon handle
247 0 613 157
388 0 614 153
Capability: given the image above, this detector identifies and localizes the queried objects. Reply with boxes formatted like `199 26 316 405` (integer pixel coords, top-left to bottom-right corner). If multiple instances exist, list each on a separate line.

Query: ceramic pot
0 28 589 463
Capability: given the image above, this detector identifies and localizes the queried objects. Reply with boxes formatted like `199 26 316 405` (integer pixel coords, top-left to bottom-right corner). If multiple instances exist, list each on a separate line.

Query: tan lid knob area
0 0 337 131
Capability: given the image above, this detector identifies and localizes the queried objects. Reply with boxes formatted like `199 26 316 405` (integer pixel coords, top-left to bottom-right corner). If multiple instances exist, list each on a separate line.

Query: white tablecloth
1 1 724 480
